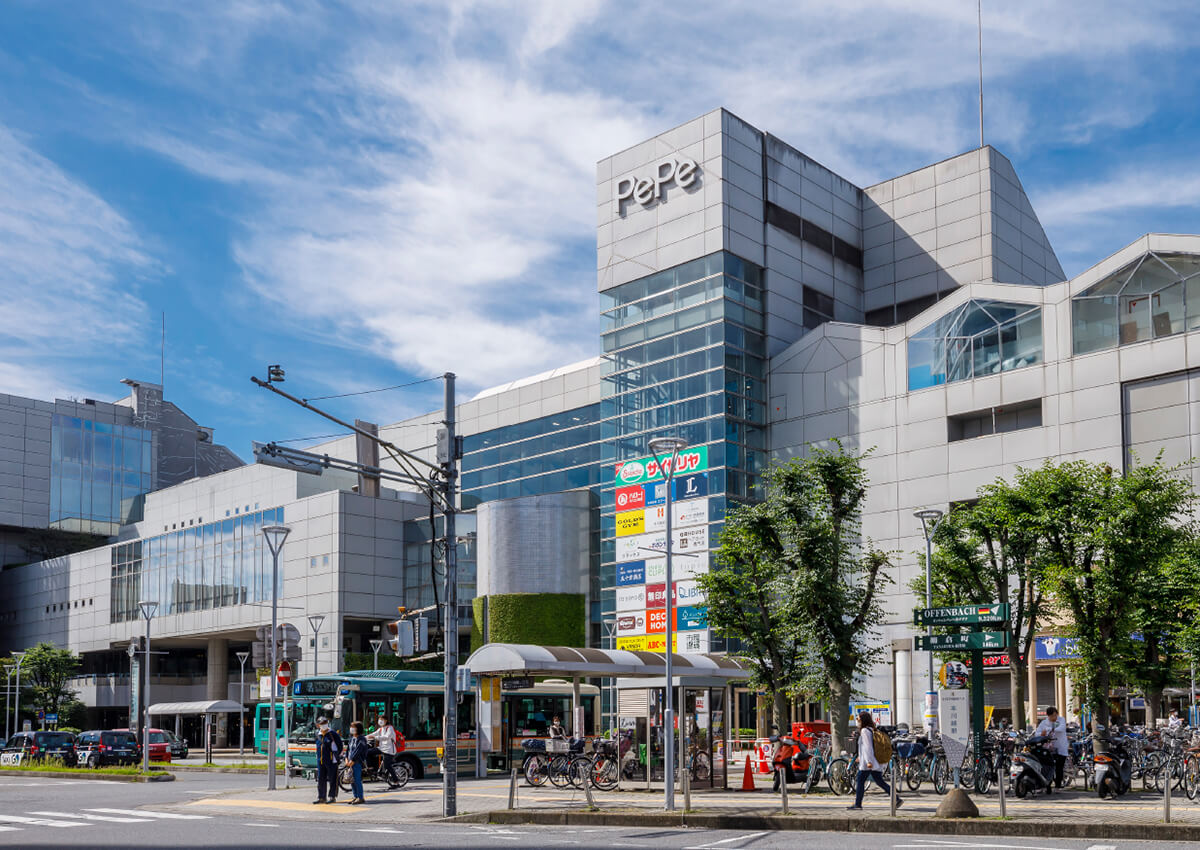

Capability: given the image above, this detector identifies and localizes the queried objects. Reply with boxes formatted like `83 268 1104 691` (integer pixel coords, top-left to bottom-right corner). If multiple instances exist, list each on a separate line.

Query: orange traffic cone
740 753 757 791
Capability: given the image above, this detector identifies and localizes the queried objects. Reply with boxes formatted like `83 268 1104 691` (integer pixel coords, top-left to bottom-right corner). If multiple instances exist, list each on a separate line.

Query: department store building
5 108 1199 736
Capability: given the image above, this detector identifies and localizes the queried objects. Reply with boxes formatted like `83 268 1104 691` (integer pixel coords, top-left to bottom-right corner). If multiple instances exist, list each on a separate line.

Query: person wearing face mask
373 713 401 786
346 721 368 804
313 716 343 804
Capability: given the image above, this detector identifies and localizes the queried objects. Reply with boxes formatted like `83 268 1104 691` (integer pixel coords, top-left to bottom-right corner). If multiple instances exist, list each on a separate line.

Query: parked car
1 731 77 766
113 727 171 762
75 730 140 768
165 730 189 760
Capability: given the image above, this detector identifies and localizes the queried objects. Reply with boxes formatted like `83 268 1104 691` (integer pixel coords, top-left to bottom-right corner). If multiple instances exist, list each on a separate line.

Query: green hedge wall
472 593 585 652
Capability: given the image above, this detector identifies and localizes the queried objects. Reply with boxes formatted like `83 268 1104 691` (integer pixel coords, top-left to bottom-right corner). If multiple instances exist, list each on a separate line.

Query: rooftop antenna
977 0 985 148
160 311 165 388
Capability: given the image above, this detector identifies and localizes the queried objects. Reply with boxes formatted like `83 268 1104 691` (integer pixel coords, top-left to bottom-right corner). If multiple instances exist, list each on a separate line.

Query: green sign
915 631 1008 651
914 603 1010 627
614 445 708 486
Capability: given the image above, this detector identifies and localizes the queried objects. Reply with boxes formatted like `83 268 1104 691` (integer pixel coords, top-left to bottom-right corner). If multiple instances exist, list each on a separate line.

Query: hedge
472 593 585 652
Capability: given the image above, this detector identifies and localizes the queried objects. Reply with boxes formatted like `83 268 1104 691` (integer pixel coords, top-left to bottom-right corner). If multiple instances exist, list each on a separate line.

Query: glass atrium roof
907 299 1043 391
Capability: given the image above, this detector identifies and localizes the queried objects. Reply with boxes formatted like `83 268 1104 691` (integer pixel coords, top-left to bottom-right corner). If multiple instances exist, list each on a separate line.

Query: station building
4 107 1199 739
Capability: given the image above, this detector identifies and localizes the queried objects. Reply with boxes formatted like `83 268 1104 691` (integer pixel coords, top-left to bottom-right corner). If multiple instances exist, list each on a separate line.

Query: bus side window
457 698 474 736
389 697 406 740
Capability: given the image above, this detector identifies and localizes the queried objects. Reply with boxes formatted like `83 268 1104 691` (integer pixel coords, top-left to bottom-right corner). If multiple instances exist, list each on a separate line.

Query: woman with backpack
847 711 902 810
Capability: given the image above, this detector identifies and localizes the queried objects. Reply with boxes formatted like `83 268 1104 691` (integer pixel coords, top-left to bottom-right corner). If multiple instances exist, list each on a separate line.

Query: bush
472 593 585 652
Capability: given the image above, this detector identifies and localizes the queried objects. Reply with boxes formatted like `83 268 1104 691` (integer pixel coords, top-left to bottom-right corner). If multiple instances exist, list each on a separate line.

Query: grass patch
0 761 165 777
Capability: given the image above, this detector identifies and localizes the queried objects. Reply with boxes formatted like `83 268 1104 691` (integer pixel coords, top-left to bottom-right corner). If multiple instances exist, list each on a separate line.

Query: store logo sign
615 156 699 213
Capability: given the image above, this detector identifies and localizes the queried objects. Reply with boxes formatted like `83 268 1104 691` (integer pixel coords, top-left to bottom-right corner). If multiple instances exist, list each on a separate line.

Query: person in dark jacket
346 721 368 804
314 716 343 804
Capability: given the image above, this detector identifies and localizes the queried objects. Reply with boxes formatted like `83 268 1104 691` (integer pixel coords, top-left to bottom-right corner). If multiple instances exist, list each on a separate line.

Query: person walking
847 711 901 810
346 721 368 804
374 712 401 785
313 716 343 804
1034 706 1069 788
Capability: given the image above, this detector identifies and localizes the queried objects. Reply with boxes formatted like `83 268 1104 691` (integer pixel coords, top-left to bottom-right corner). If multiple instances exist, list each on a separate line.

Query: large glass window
50 415 152 534
907 300 1043 391
1071 251 1200 354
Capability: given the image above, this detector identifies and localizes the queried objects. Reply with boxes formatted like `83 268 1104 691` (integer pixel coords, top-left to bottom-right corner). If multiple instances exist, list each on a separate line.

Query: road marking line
243 823 281 828
0 814 85 828
359 828 405 833
29 811 152 823
892 842 1081 849
85 808 211 820
0 826 21 832
685 831 769 850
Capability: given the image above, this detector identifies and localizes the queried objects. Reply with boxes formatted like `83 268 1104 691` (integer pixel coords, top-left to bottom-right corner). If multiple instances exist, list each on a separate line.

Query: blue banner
616 561 645 586
675 605 707 631
1035 636 1081 660
674 472 708 501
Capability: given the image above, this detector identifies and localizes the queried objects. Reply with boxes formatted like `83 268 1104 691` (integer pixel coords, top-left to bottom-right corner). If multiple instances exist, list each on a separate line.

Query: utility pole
441 372 459 818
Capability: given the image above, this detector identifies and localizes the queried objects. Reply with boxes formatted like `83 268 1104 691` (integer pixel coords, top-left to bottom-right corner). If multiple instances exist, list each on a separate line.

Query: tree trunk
773 690 789 735
1009 658 1026 730
1146 686 1164 729
1092 667 1112 749
829 678 852 756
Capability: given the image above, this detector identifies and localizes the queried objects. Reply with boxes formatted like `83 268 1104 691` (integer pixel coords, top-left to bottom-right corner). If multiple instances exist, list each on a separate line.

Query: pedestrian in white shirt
1034 706 1069 788
846 712 902 810
374 713 400 785
1168 709 1183 731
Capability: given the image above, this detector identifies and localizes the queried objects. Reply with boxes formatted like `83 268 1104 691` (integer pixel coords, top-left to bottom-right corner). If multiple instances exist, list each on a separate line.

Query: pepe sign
615 446 708 486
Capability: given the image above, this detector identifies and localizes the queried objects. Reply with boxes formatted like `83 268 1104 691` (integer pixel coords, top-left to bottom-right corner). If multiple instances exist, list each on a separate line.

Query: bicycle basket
521 739 546 752
546 739 569 753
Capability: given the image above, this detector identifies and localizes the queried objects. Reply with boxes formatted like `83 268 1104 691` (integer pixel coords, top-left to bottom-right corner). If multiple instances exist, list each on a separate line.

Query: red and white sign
646 583 667 609
277 660 292 687
615 485 646 511
647 609 668 634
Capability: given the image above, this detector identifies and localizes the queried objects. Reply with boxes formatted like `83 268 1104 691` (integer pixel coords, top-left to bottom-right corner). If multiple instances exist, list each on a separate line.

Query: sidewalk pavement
165 772 1200 838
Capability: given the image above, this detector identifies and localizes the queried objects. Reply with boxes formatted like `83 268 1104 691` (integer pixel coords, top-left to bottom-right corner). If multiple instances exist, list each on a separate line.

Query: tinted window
149 732 168 744
36 732 73 747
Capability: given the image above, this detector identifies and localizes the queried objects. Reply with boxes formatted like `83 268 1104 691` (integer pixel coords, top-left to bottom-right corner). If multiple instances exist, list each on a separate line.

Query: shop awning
147 700 243 715
465 643 750 680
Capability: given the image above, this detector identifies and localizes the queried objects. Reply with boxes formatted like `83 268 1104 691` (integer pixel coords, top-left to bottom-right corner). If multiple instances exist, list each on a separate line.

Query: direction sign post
914 604 1010 627
915 631 1008 652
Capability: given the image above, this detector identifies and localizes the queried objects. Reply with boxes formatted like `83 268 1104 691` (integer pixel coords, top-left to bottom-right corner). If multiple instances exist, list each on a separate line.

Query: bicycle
337 749 410 793
548 738 593 788
590 739 619 791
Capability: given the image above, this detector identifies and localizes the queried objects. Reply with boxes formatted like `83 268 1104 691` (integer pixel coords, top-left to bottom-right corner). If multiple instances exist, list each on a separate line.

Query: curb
450 809 1200 841
1 769 174 783
168 766 282 775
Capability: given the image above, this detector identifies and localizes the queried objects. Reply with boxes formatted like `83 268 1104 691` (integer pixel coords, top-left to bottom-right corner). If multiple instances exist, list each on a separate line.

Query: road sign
37 710 44 721
45 713 58 724
939 688 970 772
277 660 292 687
916 631 1007 651
914 603 1009 627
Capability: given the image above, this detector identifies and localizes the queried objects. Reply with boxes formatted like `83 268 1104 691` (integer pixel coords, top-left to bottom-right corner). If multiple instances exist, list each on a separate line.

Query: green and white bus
267 670 598 778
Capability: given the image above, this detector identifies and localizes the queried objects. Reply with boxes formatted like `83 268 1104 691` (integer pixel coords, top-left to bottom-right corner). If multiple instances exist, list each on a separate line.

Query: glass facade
401 512 477 615
110 506 284 623
1072 252 1200 354
599 251 767 650
907 300 1043 391
50 414 153 535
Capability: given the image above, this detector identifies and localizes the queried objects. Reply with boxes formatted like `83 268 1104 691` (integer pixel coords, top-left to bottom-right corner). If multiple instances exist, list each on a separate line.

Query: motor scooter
1094 734 1132 799
1009 734 1056 797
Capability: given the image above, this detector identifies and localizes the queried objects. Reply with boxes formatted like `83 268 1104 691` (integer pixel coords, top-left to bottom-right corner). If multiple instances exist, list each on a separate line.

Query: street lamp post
369 639 383 671
262 524 291 791
308 614 326 677
137 601 158 773
236 651 250 758
3 664 11 741
648 435 689 813
914 508 944 733
11 652 25 737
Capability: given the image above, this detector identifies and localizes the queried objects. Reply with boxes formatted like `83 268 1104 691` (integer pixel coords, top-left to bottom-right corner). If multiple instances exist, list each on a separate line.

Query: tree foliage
3 643 81 722
701 442 893 753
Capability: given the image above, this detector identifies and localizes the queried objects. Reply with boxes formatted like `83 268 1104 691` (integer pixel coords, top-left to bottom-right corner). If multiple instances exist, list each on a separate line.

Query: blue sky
1 1 1198 459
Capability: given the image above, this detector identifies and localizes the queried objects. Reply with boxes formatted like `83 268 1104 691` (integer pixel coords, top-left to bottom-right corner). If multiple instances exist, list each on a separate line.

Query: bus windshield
290 699 340 740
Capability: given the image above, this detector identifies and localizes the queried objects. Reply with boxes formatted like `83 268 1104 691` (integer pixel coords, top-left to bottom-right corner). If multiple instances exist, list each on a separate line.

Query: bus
264 669 599 778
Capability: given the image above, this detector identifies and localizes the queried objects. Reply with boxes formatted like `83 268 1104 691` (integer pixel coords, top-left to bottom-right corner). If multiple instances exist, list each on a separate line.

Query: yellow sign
615 510 645 537
616 635 648 651
984 705 995 728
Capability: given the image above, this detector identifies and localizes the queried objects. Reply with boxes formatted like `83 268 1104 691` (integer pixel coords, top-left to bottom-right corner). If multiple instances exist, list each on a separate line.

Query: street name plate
914 603 1010 627
915 631 1007 651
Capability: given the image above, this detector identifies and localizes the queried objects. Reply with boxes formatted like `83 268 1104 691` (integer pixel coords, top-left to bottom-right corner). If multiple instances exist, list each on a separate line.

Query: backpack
871 729 892 765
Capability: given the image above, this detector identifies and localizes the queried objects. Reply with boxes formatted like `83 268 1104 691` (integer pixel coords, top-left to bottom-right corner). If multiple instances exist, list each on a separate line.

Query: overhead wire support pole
441 372 459 818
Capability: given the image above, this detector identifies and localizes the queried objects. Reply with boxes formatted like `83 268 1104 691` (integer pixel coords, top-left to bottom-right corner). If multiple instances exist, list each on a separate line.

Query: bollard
997 759 1006 818
508 766 519 810
1165 763 1171 824
890 759 897 817
682 759 691 811
583 770 597 809
780 766 789 814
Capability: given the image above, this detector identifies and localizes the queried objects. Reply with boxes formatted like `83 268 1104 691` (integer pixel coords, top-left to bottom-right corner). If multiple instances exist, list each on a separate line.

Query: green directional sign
914 603 1010 627
915 631 1008 652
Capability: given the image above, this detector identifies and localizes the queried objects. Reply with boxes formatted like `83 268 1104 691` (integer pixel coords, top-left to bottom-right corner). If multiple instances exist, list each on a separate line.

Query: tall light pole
236 651 250 758
915 508 944 733
369 639 383 671
3 664 12 740
308 614 326 676
137 601 158 773
12 652 24 736
262 524 291 791
648 435 688 813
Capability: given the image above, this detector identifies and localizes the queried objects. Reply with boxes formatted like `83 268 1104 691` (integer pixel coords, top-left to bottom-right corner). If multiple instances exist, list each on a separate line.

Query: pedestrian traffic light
387 618 414 656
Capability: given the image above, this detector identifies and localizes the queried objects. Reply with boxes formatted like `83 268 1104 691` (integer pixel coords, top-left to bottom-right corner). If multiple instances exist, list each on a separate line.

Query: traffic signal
415 616 429 652
387 619 414 656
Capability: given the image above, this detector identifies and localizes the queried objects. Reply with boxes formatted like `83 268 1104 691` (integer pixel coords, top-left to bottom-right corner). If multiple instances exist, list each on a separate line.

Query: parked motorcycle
1094 734 1133 799
1009 734 1056 797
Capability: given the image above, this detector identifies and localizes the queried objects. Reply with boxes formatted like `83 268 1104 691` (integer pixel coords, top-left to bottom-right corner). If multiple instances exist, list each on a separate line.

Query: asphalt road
0 772 1192 849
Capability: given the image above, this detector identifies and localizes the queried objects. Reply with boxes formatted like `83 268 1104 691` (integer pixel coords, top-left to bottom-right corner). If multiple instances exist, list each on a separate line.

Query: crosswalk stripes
29 811 153 823
84 808 211 819
0 808 213 835
0 814 85 828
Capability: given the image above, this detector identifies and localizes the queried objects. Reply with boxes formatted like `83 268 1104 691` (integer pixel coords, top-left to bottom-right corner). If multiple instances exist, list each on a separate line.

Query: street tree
917 483 1047 728
700 503 808 733
3 643 82 720
1024 458 1196 742
705 443 893 754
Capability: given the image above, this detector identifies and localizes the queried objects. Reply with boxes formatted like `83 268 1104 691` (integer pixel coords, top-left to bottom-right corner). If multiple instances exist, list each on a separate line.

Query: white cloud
0 125 153 388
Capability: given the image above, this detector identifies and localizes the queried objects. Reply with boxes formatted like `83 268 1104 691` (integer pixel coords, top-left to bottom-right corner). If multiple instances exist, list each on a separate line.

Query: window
1072 251 1200 354
948 399 1042 441
803 286 834 329
908 300 1042 390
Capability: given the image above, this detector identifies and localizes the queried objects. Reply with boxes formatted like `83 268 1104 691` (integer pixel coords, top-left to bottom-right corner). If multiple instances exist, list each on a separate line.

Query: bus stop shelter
465 643 750 789
148 700 242 762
